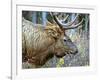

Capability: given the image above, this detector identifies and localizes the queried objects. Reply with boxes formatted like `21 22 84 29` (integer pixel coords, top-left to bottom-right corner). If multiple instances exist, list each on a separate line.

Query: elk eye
64 39 67 42
63 37 67 42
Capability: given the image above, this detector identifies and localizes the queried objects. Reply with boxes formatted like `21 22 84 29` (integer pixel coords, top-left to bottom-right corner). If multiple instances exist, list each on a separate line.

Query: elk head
50 12 83 58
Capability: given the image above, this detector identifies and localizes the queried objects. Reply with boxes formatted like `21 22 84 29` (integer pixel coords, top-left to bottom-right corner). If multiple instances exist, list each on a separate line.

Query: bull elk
22 12 83 68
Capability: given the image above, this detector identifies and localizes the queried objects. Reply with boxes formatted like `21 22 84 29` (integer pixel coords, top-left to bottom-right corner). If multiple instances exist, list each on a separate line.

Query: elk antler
51 12 83 30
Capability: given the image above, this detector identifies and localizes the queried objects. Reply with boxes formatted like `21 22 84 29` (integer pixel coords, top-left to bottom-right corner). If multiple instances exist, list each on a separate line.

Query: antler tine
63 18 83 30
58 14 69 22
62 15 69 22
55 14 79 27
51 12 64 29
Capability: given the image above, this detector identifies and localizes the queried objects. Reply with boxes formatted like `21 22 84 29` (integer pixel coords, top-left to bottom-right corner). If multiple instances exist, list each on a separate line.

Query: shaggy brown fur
22 18 77 68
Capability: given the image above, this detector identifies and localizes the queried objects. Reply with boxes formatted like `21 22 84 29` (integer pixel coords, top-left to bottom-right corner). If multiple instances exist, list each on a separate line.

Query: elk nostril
73 50 78 55
76 50 78 53
70 49 78 55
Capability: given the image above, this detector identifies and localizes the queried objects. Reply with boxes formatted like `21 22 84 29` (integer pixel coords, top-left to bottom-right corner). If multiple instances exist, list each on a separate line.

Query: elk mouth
55 49 78 58
55 53 66 58
65 49 78 55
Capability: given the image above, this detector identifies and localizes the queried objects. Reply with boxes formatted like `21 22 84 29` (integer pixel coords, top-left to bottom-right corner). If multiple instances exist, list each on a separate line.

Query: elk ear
46 29 60 39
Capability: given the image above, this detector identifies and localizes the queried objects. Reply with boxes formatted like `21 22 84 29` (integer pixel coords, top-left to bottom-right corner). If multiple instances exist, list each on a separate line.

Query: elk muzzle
63 35 78 55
